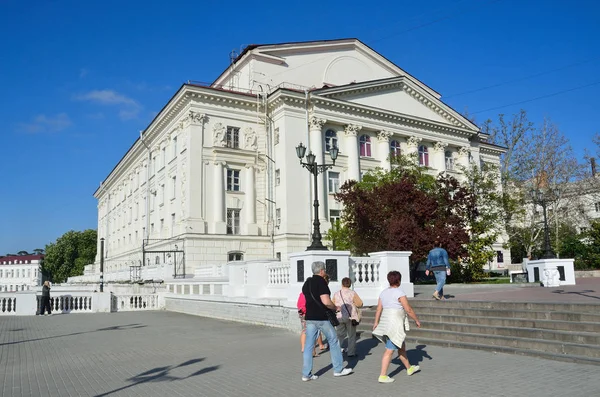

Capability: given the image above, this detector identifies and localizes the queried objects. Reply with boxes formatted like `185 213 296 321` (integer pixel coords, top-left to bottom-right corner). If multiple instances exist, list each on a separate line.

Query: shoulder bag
340 291 360 327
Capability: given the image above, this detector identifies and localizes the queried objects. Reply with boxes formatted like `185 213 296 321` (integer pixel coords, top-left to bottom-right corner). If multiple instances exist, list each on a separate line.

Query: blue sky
1 0 599 254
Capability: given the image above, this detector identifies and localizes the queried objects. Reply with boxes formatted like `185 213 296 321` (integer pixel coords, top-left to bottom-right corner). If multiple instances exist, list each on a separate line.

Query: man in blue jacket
425 241 451 300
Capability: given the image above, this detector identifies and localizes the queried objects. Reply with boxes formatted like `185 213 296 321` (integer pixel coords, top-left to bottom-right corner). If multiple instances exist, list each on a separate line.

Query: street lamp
296 142 338 250
529 188 556 259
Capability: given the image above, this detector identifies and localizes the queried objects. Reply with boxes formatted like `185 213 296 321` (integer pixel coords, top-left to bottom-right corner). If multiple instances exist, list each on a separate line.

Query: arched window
325 129 338 152
418 145 429 166
390 140 401 158
445 150 454 171
359 135 371 157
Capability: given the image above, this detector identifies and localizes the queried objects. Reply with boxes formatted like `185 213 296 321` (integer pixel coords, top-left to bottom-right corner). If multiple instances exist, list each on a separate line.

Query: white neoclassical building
0 254 43 292
90 38 510 280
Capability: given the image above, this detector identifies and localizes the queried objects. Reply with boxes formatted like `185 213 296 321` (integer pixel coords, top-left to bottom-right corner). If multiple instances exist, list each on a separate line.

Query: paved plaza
1 309 599 397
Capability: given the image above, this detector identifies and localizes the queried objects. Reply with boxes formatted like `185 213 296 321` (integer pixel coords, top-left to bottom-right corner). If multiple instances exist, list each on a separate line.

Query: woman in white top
372 270 421 384
332 277 364 357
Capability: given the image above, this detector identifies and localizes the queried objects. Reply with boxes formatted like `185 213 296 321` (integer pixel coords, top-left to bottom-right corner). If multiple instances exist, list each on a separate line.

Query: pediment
315 78 478 131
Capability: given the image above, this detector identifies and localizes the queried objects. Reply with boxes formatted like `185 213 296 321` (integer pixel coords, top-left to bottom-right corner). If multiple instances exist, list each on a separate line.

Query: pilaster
345 124 362 181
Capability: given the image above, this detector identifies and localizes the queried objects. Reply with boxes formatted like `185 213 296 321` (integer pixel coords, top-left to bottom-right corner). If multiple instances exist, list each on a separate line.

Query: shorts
385 338 400 350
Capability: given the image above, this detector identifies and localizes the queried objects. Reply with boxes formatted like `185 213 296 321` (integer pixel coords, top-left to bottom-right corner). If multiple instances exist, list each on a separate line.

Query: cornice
95 86 259 197
310 95 476 138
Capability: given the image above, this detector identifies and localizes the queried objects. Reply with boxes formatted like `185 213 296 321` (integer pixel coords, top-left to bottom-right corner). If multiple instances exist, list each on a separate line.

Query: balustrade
267 263 290 285
36 294 93 314
350 258 380 286
0 295 17 315
112 294 159 311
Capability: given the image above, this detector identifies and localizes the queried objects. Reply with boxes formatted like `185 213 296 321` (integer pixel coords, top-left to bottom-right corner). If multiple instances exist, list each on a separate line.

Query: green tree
43 229 97 282
458 163 506 281
17 250 30 256
579 221 600 270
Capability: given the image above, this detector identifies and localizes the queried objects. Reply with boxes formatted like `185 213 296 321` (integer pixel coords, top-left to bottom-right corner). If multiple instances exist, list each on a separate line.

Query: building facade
0 254 43 292
91 38 510 279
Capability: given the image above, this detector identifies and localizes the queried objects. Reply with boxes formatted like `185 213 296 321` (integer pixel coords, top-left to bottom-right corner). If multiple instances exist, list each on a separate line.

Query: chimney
591 158 597 177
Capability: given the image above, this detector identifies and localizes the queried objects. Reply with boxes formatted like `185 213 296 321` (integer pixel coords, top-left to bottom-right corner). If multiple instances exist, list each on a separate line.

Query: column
345 124 361 181
245 164 259 235
184 111 207 233
458 146 471 168
309 116 327 220
433 141 448 172
377 130 393 171
213 161 227 234
406 136 422 164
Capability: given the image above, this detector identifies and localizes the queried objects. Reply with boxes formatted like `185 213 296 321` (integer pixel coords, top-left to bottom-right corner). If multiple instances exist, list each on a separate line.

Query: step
360 306 600 323
401 329 600 358
408 300 600 314
414 313 600 334
361 333 600 366
412 322 600 345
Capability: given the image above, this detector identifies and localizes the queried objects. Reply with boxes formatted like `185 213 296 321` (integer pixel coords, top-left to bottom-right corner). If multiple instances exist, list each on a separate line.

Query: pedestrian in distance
301 261 353 382
372 271 421 383
425 241 451 300
40 280 52 315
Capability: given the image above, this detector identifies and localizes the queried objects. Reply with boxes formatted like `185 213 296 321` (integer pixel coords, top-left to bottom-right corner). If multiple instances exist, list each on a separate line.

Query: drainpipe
140 130 152 266
304 89 312 244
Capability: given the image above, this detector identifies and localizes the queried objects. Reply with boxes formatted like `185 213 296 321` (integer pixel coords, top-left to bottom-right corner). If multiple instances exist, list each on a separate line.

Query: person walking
301 261 353 381
297 292 328 356
40 281 52 315
425 241 451 300
332 277 363 357
372 271 421 383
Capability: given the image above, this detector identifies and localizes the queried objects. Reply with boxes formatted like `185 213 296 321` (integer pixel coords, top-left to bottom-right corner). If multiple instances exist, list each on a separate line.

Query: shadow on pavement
0 323 147 346
551 289 600 300
94 358 220 397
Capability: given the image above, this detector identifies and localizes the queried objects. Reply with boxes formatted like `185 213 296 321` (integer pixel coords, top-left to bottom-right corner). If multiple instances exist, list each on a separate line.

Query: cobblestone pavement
1 311 599 397
415 277 600 303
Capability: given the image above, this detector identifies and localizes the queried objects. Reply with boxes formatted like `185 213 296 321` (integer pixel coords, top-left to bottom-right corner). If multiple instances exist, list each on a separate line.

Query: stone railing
0 294 17 315
350 257 381 287
36 292 94 314
111 294 162 311
267 263 290 286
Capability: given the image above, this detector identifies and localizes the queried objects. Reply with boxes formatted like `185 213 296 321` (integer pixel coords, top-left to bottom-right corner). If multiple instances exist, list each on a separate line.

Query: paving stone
1 311 599 396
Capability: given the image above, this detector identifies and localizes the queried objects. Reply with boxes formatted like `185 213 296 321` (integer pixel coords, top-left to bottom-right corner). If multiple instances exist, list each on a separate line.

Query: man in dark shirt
300 261 353 381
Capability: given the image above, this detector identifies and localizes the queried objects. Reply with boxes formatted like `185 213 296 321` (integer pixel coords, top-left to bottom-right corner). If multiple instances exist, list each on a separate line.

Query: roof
0 254 44 264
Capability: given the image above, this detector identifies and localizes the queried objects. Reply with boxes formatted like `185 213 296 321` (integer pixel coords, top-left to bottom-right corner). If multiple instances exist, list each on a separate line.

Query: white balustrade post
369 251 414 297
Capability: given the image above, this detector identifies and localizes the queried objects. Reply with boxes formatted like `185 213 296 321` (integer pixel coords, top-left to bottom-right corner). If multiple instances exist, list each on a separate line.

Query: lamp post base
306 242 328 251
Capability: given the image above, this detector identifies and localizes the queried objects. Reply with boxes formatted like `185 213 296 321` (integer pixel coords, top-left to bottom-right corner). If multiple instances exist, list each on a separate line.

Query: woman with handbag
332 277 363 357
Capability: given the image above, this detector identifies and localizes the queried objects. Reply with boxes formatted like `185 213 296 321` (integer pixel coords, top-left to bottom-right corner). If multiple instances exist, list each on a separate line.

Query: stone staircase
357 300 600 365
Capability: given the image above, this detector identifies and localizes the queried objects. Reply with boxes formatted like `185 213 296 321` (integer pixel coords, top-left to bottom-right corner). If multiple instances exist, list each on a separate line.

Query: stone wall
165 296 301 332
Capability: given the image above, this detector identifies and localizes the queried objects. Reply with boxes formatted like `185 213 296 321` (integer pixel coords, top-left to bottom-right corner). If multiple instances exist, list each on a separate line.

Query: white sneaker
333 368 353 377
302 374 318 381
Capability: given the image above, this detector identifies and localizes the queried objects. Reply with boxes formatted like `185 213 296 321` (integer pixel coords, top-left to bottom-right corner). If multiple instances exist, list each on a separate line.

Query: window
171 213 176 236
274 127 280 145
151 223 154 234
172 176 177 199
330 209 341 227
276 252 281 260
161 147 166 169
227 209 241 235
275 169 281 186
152 155 157 175
418 145 429 166
226 126 240 149
445 150 454 171
276 208 281 228
325 129 338 152
497 251 504 264
160 218 164 231
328 171 340 193
172 136 178 159
135 202 139 220
390 140 401 158
227 169 241 191
136 171 140 188
160 184 165 205
595 202 600 212
359 135 371 157
228 252 244 262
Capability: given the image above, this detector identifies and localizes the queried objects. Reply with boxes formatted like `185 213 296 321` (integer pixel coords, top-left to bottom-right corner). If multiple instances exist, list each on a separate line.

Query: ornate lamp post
529 188 556 259
296 142 338 250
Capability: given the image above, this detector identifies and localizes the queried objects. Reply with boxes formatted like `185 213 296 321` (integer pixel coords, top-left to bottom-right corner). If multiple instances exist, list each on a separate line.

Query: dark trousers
40 296 52 315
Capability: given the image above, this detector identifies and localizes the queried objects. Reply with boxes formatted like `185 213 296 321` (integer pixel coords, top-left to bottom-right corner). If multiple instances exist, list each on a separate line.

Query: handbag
339 290 360 327
308 277 340 327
